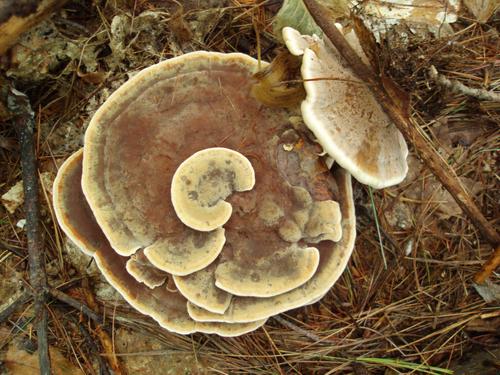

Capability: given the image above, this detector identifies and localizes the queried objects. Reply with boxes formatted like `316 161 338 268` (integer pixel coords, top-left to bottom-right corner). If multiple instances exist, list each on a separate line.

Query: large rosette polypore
53 51 357 335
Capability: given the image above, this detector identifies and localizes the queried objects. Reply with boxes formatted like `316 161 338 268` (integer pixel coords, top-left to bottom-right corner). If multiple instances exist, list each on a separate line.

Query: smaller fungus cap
142 229 226 276
125 251 168 289
171 147 255 232
173 262 233 314
305 200 342 242
282 26 409 189
214 244 320 297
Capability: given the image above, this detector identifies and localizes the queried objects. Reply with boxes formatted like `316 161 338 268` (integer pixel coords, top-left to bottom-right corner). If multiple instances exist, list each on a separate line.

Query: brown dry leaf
352 16 380 74
1 180 24 214
427 177 484 219
463 0 500 22
435 121 494 152
95 326 124 375
1 172 55 214
361 0 460 28
405 174 485 219
168 6 193 44
0 135 17 151
77 69 109 85
381 73 411 118
3 344 84 375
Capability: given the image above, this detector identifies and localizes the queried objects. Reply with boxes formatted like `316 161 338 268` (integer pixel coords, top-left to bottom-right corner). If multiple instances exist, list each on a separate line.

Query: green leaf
273 0 349 40
273 0 322 40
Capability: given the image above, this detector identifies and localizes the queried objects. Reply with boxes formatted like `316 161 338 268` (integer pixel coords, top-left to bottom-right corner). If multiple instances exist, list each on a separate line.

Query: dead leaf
352 16 380 74
435 121 494 151
381 72 411 118
3 343 84 375
0 135 17 151
473 279 500 303
405 173 484 220
77 69 108 85
168 6 193 44
463 0 500 23
466 315 500 333
1 172 55 214
427 177 484 219
2 180 24 214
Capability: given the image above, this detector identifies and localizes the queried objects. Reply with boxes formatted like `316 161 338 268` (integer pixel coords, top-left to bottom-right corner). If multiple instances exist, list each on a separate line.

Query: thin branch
48 285 124 374
474 245 500 284
0 239 26 258
48 287 103 325
429 66 500 102
7 87 51 374
273 315 321 342
73 316 111 375
302 0 500 248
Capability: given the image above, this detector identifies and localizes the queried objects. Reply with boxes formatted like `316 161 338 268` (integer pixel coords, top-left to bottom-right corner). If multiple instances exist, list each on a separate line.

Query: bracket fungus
282 26 409 189
53 51 356 336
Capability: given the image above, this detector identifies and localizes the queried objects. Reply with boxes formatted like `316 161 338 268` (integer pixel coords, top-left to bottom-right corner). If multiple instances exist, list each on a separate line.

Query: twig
48 285 123 374
73 316 111 375
7 87 51 375
48 287 103 325
302 0 500 248
474 245 500 284
429 66 500 102
81 279 125 375
0 239 26 258
273 315 321 341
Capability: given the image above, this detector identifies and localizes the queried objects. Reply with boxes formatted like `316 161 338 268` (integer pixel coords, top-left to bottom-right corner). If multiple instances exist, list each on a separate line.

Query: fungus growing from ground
282 26 409 189
53 51 356 335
